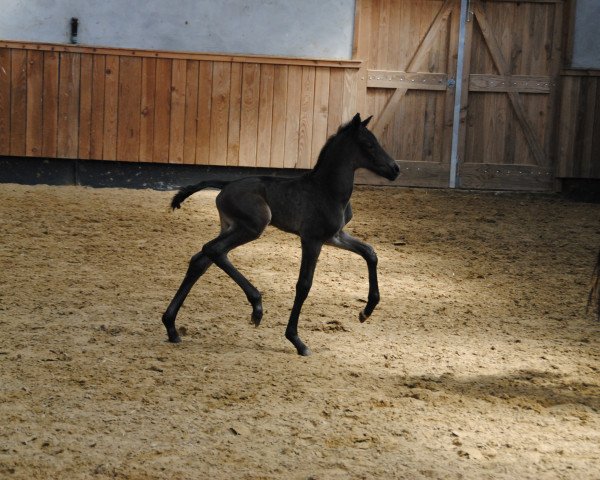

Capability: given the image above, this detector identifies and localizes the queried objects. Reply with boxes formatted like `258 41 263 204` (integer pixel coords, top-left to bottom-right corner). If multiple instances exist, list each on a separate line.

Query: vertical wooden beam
78 54 93 159
10 50 27 156
139 57 156 163
57 52 80 159
239 63 260 167
168 59 187 164
270 65 288 168
102 55 119 160
327 68 344 137
117 57 143 162
312 67 330 166
209 61 231 165
26 50 43 156
153 58 171 163
256 63 274 167
89 55 105 160
196 61 213 164
183 60 199 164
226 62 242 166
284 65 302 168
298 66 316 169
0 49 11 156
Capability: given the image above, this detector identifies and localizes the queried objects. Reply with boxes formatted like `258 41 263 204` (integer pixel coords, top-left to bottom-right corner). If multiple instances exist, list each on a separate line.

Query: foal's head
348 113 400 181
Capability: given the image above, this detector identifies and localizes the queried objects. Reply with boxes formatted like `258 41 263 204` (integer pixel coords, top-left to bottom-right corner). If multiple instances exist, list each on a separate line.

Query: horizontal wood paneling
0 42 359 169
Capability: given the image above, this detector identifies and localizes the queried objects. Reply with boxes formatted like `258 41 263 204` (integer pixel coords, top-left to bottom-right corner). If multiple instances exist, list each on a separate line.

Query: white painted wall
0 0 356 59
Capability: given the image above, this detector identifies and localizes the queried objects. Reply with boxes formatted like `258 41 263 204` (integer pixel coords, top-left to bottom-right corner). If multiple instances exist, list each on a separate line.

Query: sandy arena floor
0 183 599 479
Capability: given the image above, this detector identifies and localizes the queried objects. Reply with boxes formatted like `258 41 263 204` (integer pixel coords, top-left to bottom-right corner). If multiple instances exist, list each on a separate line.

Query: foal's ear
351 113 362 128
361 115 373 127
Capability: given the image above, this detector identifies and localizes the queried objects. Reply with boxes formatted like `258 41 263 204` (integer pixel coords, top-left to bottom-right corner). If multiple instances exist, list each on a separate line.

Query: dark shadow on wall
0 156 306 190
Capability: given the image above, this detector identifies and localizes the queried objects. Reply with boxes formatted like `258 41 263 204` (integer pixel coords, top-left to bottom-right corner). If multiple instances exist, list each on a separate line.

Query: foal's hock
162 113 400 355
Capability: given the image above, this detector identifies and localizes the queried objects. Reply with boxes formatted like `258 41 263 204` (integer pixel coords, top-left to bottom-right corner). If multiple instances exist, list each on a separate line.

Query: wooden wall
0 42 359 169
1 0 598 189
556 73 600 180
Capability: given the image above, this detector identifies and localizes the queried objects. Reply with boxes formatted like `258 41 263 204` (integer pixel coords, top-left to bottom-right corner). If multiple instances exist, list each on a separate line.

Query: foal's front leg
327 231 380 322
286 239 323 356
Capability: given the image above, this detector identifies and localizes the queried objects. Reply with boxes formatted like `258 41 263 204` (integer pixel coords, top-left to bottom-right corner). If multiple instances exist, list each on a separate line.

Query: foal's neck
310 135 357 205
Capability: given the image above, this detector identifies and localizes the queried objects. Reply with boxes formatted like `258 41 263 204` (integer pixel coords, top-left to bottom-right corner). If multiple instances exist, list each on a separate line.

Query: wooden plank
270 65 288 168
26 50 43 156
469 74 553 93
153 58 171 163
239 63 260 167
0 49 10 155
183 60 199 164
78 54 93 159
312 68 330 167
256 63 274 168
298 66 315 169
57 52 80 158
139 57 156 162
342 68 358 123
459 163 554 191
284 65 302 168
209 61 231 166
227 62 243 166
168 59 186 164
10 49 27 156
327 68 344 137
196 61 212 164
89 55 105 160
102 55 119 160
117 56 142 162
367 70 448 90
0 40 362 69
355 160 449 188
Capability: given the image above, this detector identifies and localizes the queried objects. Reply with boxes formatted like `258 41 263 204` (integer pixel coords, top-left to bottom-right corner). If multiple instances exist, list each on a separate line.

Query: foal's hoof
359 310 369 323
251 309 263 327
250 301 263 327
298 346 312 356
167 334 182 344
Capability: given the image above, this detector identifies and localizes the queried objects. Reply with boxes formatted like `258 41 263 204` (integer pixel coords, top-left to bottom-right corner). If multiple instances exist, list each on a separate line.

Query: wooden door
354 0 565 191
457 0 564 190
354 0 460 187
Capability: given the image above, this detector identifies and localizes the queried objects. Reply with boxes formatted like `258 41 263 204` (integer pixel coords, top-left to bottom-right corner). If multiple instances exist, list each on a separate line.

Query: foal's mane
312 119 355 172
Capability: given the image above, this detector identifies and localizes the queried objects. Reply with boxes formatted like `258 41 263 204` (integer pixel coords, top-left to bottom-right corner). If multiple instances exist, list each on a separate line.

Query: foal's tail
171 180 230 210
588 248 600 321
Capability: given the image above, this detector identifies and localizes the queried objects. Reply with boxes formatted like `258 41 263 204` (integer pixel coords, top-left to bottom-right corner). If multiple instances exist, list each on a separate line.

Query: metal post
449 0 469 188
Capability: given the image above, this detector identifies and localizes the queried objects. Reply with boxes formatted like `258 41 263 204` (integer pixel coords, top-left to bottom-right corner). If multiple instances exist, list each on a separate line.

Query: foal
162 113 399 355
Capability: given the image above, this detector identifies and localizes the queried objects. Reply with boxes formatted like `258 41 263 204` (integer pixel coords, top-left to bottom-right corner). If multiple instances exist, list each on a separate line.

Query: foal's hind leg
162 252 213 343
201 224 267 326
327 231 380 322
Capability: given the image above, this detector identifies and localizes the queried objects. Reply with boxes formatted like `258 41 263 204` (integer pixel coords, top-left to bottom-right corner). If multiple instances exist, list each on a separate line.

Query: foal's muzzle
386 163 400 181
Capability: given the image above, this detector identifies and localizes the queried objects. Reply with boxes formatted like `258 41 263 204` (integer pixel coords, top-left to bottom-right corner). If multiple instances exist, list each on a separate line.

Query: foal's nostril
393 164 400 173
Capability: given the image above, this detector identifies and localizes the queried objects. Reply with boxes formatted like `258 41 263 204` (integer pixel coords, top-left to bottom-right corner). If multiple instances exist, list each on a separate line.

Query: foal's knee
363 245 378 266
